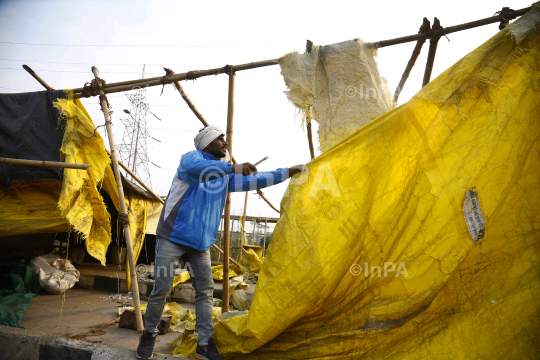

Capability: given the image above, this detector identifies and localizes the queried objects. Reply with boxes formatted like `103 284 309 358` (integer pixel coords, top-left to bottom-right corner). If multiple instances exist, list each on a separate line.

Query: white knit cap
194 125 225 151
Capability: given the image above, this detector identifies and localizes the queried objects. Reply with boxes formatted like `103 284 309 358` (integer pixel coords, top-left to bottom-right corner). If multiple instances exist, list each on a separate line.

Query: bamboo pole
257 189 280 213
91 66 144 335
238 192 249 261
22 65 53 91
165 68 210 127
217 219 223 263
262 219 268 256
222 69 236 313
0 157 91 169
394 18 431 102
374 6 531 48
73 59 277 98
306 120 315 160
211 244 240 267
104 148 163 205
251 220 257 246
422 18 443 87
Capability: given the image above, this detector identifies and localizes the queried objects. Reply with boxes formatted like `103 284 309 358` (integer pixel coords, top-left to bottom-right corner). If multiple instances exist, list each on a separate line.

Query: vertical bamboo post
239 192 248 261
251 220 257 246
263 219 268 256
422 18 443 87
222 68 236 312
394 17 431 102
217 218 223 263
91 66 144 335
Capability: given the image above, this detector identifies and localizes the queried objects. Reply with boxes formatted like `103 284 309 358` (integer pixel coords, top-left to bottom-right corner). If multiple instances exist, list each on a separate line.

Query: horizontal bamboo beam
72 59 278 98
22 65 53 91
104 148 164 205
374 6 532 48
0 157 90 169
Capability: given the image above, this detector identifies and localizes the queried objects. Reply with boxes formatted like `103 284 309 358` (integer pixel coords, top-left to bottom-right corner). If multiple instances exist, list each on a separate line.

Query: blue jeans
144 236 214 346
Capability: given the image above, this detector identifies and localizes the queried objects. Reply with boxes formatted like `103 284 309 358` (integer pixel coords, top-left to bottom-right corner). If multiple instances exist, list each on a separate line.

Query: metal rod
22 65 53 91
222 69 236 313
91 66 144 336
306 120 315 159
0 157 91 169
422 18 443 87
394 17 431 102
104 149 163 205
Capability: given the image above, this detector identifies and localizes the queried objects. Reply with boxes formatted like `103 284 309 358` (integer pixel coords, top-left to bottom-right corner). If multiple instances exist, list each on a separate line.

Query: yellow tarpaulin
0 96 162 267
214 7 540 359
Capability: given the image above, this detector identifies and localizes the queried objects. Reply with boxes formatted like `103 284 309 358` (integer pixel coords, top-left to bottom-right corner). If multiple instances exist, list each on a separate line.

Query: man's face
204 135 228 159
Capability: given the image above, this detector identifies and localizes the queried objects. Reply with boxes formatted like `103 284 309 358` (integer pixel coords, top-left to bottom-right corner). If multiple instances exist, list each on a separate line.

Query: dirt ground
20 287 195 356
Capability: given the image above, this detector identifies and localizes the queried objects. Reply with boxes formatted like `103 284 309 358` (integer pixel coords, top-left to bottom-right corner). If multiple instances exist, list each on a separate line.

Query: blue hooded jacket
156 150 288 251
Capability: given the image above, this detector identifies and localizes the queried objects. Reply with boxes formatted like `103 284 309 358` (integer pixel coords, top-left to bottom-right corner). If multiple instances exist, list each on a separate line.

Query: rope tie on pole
118 212 130 227
160 68 175 95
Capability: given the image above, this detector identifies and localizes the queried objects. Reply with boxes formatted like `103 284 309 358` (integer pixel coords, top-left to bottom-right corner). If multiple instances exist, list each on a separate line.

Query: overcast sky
0 0 532 224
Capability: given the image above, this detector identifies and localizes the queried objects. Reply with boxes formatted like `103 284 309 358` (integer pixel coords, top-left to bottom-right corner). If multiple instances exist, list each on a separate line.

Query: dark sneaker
136 331 156 359
195 338 225 360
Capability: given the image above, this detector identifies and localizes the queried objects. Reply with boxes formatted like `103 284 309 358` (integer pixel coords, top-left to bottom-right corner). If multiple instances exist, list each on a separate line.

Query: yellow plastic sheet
214 8 540 359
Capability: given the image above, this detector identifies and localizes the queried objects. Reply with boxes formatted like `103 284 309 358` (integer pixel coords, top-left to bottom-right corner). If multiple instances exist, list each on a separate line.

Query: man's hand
232 162 257 176
288 164 304 177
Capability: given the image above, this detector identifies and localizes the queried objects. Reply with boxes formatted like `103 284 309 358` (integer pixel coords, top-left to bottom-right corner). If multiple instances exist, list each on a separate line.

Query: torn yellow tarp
53 98 162 267
214 7 540 359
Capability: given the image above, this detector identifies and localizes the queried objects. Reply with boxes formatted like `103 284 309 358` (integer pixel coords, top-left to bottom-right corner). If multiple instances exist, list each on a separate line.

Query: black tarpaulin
0 90 68 183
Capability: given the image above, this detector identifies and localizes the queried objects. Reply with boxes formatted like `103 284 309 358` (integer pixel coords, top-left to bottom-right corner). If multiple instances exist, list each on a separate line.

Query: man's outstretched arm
227 165 304 193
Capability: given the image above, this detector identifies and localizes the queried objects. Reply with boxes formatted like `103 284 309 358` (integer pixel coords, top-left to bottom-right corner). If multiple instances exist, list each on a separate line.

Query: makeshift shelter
0 90 163 267
212 7 540 358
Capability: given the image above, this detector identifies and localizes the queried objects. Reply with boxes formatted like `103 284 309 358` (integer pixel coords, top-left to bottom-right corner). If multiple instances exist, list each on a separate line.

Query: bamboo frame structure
306 120 315 160
263 219 268 256
0 157 91 170
394 18 431 102
422 18 443 87
91 66 144 335
66 5 532 101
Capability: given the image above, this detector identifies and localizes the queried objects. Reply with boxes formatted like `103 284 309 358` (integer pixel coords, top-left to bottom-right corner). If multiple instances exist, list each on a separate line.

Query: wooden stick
422 18 443 87
22 65 53 91
217 219 224 263
374 6 531 48
0 157 91 170
306 120 315 159
211 244 240 267
91 66 144 336
73 59 278 98
222 69 236 313
394 18 431 102
104 148 163 205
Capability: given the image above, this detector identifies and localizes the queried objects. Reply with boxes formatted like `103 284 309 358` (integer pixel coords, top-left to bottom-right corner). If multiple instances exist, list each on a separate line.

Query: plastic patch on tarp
213 5 540 359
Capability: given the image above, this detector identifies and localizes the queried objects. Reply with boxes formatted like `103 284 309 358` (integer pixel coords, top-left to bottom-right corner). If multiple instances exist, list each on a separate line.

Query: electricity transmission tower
116 65 152 187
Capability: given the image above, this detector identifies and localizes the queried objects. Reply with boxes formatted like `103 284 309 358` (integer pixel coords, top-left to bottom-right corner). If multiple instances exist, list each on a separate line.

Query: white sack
279 39 395 153
29 254 80 295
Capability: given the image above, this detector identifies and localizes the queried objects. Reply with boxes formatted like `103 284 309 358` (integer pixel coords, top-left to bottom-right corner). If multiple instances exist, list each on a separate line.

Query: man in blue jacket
136 124 303 360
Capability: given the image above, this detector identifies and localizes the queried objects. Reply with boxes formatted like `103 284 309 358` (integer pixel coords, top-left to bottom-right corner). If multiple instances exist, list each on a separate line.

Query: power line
0 67 276 75
0 41 298 47
0 58 224 67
